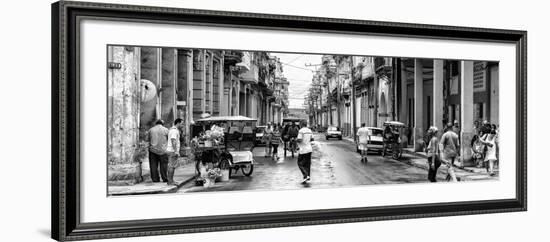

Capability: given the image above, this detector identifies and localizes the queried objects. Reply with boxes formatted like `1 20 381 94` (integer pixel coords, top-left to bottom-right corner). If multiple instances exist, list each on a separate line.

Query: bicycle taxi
381 121 406 160
191 115 257 178
281 117 305 157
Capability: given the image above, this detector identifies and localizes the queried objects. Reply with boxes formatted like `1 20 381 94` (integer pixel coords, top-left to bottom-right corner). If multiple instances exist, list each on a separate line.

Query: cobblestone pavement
177 133 454 193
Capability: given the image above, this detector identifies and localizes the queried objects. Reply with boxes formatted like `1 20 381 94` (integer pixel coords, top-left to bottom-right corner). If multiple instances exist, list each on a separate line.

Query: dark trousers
297 152 312 179
272 144 279 154
149 152 168 182
428 156 441 182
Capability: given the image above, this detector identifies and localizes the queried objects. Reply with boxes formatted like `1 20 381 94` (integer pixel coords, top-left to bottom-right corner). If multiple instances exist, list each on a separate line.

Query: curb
163 174 198 193
109 174 197 196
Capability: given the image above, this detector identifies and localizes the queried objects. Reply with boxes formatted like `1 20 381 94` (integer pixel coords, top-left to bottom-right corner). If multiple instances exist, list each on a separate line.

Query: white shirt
166 126 180 153
357 127 370 144
297 127 313 154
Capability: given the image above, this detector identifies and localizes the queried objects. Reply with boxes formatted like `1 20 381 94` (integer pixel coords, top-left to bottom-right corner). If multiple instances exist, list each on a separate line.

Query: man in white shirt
166 118 184 185
356 123 370 163
296 121 313 183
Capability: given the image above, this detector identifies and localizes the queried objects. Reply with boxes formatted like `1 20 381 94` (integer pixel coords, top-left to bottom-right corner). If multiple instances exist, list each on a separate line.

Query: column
219 56 225 115
400 60 408 125
161 48 177 125
107 46 142 184
433 59 444 133
192 50 205 120
461 61 474 165
413 59 424 150
209 53 214 114
187 50 194 125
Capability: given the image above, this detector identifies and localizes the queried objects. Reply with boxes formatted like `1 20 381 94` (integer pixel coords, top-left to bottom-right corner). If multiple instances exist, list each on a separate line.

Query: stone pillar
400 61 408 125
192 49 205 121
219 56 225 115
433 59 444 133
461 61 474 166
413 59 424 151
208 52 214 114
161 48 177 125
107 46 143 185
187 50 194 124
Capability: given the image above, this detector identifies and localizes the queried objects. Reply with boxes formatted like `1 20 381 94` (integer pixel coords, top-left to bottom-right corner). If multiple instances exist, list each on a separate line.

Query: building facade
307 55 499 164
107 47 287 184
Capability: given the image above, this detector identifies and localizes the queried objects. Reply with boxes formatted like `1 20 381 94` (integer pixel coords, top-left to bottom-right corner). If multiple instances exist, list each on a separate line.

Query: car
325 126 342 140
254 126 268 146
356 127 384 154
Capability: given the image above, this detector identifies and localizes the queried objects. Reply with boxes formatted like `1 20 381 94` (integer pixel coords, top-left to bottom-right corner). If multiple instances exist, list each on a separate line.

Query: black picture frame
51 1 527 241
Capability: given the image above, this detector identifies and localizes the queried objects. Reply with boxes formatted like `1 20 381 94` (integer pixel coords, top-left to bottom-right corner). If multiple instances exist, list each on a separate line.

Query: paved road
178 133 445 193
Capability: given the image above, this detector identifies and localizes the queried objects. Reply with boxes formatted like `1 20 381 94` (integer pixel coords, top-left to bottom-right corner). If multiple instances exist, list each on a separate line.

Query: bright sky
269 53 323 109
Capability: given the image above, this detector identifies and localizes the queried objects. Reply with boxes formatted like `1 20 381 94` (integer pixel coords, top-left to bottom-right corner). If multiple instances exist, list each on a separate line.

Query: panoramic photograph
106 46 500 196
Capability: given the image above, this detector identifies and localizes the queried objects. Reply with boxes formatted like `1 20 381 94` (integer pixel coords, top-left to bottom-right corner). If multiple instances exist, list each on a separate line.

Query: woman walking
471 135 485 168
263 123 273 157
271 125 283 161
426 126 441 182
481 130 498 176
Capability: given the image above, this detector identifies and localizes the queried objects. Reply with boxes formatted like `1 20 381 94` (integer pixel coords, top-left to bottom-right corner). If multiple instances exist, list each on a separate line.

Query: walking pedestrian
356 123 370 163
481 130 498 176
271 125 282 161
471 135 485 168
147 119 169 182
166 118 184 185
263 123 273 157
296 120 313 184
439 123 460 182
426 126 441 182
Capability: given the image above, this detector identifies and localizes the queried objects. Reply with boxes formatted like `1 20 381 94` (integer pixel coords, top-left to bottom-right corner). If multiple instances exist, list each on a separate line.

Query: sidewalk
343 136 498 181
108 160 197 196
400 148 498 181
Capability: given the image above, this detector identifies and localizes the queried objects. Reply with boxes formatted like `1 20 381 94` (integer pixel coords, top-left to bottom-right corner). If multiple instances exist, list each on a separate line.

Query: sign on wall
473 61 486 92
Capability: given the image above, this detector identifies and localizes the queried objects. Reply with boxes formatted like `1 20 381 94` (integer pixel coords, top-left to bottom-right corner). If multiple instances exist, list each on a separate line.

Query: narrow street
178 133 444 193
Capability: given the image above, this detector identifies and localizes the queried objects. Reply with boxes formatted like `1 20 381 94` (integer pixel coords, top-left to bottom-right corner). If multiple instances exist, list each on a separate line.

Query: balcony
224 51 242 66
240 64 259 84
374 57 393 72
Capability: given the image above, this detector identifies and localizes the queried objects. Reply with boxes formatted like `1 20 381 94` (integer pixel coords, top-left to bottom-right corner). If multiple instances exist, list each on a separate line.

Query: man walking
356 123 369 163
147 119 169 182
296 120 313 184
166 118 184 185
439 123 460 182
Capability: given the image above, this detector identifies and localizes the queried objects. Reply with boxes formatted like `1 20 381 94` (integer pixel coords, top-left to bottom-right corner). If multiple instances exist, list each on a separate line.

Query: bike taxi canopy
196 115 257 122
383 121 406 127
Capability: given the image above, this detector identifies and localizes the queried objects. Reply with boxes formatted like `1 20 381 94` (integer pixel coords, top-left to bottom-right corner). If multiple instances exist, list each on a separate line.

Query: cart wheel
218 157 232 179
392 151 400 160
241 164 254 176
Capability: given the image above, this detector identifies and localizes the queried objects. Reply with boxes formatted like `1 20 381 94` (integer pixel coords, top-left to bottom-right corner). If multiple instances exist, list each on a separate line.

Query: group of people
262 122 300 161
423 120 500 182
471 120 500 175
146 118 185 185
424 123 461 182
262 121 314 184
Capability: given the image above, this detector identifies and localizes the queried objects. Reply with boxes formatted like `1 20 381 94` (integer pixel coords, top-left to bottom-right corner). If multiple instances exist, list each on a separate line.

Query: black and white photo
106 46 501 195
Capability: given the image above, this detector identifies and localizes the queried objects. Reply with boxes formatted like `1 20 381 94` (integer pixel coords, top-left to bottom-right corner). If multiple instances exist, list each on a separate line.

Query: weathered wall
107 46 144 185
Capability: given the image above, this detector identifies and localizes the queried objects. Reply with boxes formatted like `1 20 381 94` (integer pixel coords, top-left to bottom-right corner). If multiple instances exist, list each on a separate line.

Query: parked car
356 127 384 154
254 126 268 146
325 126 342 140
